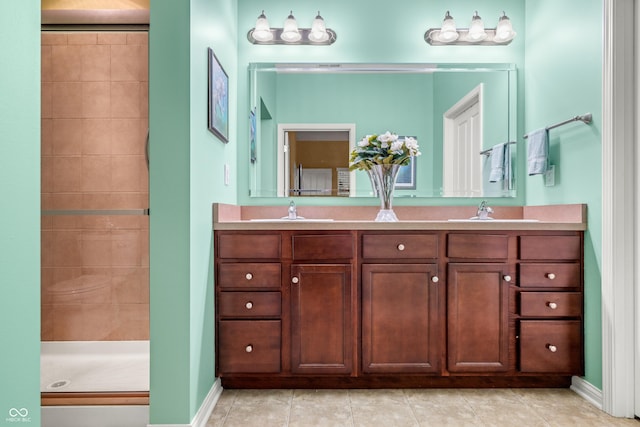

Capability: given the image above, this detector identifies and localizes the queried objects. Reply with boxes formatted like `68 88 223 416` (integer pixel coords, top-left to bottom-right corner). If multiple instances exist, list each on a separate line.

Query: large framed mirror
248 63 517 198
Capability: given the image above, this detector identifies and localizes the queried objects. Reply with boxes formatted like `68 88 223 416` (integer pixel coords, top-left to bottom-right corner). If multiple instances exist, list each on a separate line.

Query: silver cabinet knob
547 302 558 310
546 273 556 280
546 344 557 353
291 277 299 284
397 243 405 251
503 275 512 282
245 345 253 353
431 276 439 283
245 301 253 310
245 273 253 280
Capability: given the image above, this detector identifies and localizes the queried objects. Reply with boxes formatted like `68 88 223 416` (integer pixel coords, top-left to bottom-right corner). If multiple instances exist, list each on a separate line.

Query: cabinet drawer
520 235 580 260
218 263 281 290
218 320 281 373
519 263 580 288
520 292 582 317
219 292 281 318
292 234 353 260
218 234 281 259
362 234 438 259
447 234 508 259
519 320 582 374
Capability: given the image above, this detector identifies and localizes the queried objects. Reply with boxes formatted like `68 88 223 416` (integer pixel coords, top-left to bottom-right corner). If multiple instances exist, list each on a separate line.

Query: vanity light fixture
247 10 337 45
425 10 516 46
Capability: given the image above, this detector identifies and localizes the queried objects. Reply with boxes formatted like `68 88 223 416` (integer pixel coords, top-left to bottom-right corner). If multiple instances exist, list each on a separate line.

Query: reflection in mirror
248 63 517 198
277 124 355 197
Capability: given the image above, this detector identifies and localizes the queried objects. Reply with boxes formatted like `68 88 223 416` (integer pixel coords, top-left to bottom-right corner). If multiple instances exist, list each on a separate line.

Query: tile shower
40 29 149 412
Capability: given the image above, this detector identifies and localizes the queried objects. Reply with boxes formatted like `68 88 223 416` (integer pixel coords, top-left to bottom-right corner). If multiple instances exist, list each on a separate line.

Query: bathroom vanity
213 204 586 389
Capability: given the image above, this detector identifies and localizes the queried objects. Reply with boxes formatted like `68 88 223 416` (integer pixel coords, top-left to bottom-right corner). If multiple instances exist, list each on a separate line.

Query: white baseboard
571 375 603 410
148 378 223 427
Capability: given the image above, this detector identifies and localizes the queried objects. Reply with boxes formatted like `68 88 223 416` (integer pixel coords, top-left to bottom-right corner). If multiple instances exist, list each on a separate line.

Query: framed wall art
208 47 228 142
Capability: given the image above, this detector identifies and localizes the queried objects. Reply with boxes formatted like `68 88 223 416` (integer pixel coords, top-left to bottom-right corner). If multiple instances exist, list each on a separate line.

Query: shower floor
40 341 149 393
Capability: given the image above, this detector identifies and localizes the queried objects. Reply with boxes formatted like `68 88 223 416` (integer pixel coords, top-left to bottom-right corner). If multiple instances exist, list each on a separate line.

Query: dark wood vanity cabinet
361 233 440 374
517 234 584 375
214 228 584 388
446 233 511 373
289 233 354 375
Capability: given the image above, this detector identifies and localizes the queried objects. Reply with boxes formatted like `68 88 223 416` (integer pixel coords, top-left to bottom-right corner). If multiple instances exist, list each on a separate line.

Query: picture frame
208 47 229 142
395 136 417 189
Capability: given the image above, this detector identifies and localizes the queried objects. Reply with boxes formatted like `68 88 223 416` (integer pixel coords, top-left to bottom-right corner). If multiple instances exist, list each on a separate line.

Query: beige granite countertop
213 203 587 231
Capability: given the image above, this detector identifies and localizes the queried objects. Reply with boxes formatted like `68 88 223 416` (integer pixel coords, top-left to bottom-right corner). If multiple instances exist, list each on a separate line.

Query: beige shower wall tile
81 231 112 267
42 82 53 118
51 45 83 82
42 32 68 46
82 118 112 155
127 32 148 45
41 305 54 341
82 193 113 210
112 230 142 266
68 32 97 45
52 82 82 118
111 44 146 81
112 267 147 303
98 32 127 45
52 230 83 267
41 156 54 193
82 81 111 118
110 303 149 340
42 46 52 82
140 83 148 117
42 119 54 155
111 82 141 118
49 193 83 210
81 44 111 82
111 119 145 154
52 156 82 192
112 155 143 192
52 118 83 155
82 155 111 192
110 192 145 209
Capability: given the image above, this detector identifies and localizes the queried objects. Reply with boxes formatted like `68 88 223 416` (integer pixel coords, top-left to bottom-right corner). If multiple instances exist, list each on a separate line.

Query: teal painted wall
149 0 236 423
0 2 41 426
524 0 603 388
237 0 526 207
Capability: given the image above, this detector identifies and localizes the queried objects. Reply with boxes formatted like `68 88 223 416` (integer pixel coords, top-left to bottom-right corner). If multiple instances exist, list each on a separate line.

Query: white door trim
602 0 636 417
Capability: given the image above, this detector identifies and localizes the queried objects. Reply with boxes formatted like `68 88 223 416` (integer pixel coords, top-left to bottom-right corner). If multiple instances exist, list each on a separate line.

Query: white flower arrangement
349 131 421 171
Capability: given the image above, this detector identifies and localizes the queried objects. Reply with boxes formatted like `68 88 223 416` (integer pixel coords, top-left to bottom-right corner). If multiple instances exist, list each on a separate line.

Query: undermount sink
448 218 540 222
249 217 334 222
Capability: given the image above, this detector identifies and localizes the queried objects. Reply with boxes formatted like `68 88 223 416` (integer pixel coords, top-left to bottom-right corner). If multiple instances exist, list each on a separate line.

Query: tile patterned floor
207 388 639 427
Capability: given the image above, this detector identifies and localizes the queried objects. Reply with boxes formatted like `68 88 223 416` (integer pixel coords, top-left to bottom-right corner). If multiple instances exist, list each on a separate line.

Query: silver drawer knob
431 276 439 283
245 273 253 280
546 344 557 353
547 302 558 310
245 345 253 353
503 275 512 283
292 277 299 284
245 301 253 309
397 244 405 251
546 273 556 280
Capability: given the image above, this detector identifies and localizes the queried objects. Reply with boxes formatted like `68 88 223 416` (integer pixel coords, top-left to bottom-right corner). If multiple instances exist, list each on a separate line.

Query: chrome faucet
475 200 493 220
288 200 297 220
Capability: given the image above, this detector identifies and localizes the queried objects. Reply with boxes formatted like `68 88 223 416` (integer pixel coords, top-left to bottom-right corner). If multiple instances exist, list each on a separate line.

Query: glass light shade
494 13 516 43
252 11 273 42
438 11 459 43
281 11 301 42
467 12 487 42
309 11 329 42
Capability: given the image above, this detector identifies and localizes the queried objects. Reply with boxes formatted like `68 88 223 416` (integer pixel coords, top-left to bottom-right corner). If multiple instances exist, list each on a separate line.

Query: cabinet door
447 263 510 373
362 263 440 373
290 264 352 374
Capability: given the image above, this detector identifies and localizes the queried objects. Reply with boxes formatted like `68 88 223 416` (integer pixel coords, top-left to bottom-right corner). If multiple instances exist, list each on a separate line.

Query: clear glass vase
367 164 401 222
